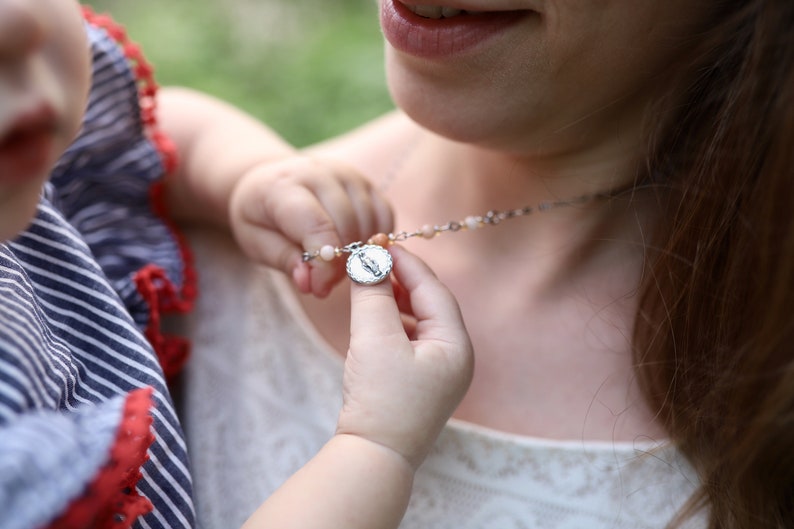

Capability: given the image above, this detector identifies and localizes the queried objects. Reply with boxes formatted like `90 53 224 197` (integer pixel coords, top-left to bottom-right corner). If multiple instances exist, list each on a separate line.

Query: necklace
302 185 633 285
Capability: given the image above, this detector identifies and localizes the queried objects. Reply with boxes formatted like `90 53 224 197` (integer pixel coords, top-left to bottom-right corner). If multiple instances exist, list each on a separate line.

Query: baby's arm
157 87 392 297
242 245 474 529
156 87 296 227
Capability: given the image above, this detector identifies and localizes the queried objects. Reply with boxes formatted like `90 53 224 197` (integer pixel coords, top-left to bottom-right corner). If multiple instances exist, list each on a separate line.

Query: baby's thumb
349 269 406 351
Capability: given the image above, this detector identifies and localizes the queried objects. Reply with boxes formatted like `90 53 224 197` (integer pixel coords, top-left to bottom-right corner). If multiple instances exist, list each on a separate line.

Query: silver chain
301 187 629 263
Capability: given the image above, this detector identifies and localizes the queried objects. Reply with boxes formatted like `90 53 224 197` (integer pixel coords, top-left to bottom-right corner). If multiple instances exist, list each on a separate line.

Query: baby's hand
229 156 393 297
336 246 474 469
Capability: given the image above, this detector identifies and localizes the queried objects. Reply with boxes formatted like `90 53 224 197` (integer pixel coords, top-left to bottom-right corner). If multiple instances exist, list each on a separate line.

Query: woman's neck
403 126 644 199
388 130 656 268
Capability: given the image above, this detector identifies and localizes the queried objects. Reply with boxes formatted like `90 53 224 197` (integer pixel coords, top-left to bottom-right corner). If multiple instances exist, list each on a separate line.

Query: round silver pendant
346 245 393 285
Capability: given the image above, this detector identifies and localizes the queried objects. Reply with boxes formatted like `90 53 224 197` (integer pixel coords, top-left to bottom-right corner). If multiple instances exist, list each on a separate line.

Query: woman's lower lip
380 0 530 59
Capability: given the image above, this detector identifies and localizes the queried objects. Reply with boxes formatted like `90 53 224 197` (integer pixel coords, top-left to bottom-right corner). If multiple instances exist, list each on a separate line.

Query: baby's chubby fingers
350 246 469 354
388 246 471 352
230 162 345 295
229 156 392 297
342 246 474 467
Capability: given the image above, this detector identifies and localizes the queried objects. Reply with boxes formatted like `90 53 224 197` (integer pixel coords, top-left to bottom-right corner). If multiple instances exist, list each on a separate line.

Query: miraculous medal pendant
346 244 393 285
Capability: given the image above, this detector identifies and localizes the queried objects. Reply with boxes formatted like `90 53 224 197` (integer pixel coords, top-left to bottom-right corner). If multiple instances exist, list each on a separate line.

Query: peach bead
368 233 390 247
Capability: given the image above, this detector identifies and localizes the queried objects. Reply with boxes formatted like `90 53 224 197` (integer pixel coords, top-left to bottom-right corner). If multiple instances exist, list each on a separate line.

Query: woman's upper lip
397 0 542 14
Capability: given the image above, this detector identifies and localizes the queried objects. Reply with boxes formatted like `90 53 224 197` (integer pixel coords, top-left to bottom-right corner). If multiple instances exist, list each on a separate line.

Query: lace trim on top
46 388 156 529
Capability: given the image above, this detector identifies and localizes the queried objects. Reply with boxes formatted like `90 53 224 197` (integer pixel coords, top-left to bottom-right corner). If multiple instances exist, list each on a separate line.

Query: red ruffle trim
82 7 198 378
46 387 156 529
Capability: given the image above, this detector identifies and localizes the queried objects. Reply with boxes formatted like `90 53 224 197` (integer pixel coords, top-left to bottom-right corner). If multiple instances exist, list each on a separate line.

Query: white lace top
180 231 705 529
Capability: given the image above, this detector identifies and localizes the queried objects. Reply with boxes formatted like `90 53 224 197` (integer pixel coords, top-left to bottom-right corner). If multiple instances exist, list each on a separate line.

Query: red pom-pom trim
46 388 156 529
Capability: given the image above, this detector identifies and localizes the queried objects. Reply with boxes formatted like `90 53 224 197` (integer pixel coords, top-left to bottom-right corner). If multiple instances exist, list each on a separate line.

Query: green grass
83 0 394 147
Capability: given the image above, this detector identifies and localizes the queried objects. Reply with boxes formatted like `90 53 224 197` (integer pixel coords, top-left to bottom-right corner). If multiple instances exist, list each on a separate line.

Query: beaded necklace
302 185 633 285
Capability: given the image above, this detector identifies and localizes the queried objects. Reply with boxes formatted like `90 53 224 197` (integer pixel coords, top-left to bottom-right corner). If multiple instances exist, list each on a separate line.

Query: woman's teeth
408 5 480 19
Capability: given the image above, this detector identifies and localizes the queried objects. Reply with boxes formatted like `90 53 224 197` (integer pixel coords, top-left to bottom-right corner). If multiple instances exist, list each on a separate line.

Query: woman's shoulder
302 110 419 182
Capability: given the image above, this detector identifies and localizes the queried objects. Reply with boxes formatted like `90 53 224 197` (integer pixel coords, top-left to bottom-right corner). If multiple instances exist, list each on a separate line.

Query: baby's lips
0 103 58 184
1 103 57 143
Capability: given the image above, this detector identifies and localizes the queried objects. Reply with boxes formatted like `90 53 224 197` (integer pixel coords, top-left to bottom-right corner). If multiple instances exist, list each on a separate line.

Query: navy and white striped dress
1 14 195 529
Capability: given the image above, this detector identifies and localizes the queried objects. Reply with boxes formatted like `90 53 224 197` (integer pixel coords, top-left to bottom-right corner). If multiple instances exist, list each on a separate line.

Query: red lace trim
47 387 156 529
82 7 198 378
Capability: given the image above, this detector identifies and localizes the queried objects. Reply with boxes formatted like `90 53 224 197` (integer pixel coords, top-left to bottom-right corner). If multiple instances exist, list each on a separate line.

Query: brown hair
636 0 794 527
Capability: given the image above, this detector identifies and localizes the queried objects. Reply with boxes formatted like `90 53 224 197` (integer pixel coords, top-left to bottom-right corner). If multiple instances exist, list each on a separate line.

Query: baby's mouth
0 104 57 182
0 111 56 150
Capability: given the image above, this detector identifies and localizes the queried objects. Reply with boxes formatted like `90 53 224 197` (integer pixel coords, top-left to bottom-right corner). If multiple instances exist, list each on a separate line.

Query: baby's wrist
330 432 421 473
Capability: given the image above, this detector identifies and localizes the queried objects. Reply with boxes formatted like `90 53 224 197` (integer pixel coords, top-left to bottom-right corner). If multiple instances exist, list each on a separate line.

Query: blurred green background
83 0 394 147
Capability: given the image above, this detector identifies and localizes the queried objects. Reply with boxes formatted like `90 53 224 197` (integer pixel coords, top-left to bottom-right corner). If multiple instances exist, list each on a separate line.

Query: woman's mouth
381 1 533 59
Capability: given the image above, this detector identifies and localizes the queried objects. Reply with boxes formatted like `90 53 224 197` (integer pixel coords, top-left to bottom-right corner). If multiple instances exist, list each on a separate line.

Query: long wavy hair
636 0 794 526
